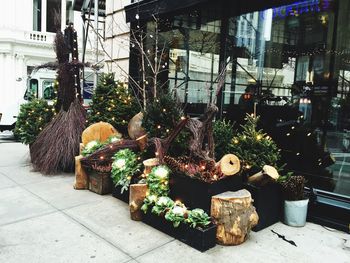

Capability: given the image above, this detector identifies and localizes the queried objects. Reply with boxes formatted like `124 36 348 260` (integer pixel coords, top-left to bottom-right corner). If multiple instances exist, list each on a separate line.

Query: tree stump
74 155 88 189
129 184 148 221
143 158 159 175
211 190 259 245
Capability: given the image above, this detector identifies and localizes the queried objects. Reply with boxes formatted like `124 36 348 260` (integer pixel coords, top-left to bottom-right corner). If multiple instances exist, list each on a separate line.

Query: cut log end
217 154 240 176
211 189 258 245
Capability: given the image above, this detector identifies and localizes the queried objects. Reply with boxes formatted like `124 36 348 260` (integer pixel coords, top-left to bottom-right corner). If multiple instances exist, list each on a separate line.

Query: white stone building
0 0 103 130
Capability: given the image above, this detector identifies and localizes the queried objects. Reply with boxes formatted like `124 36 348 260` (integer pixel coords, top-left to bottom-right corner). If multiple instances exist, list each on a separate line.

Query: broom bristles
30 99 86 174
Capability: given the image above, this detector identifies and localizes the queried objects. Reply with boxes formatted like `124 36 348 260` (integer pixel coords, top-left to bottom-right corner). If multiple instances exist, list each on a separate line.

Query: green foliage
88 73 140 135
164 203 187 227
14 99 54 145
143 92 189 156
213 119 235 159
111 149 141 193
81 140 104 156
151 196 174 216
229 114 281 172
280 175 306 201
186 208 211 228
141 194 158 213
146 165 170 197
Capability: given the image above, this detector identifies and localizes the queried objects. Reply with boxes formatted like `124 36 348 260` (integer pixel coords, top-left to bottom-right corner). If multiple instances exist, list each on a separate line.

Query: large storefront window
136 0 350 197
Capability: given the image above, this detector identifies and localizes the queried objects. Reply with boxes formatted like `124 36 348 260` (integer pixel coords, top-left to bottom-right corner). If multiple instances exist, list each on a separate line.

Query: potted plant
111 149 141 202
280 175 309 227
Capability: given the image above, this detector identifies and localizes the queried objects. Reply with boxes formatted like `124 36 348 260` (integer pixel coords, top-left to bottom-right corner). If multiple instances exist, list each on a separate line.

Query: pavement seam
0 210 59 228
59 209 135 262
134 239 176 260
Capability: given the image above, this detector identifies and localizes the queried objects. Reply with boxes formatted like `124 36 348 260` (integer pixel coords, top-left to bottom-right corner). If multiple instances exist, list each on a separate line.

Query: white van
0 68 94 131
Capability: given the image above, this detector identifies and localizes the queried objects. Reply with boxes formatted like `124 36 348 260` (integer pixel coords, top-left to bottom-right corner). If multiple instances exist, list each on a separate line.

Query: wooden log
211 190 259 245
143 158 159 175
216 154 240 176
129 184 148 221
74 155 88 189
82 122 121 145
248 165 280 186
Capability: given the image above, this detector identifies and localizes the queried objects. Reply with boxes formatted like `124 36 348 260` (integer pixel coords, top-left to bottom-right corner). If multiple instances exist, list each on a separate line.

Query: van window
24 79 39 100
43 80 55 100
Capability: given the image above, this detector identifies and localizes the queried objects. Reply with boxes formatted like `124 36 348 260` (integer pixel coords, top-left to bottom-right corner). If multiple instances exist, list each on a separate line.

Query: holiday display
211 190 259 245
14 99 54 145
30 23 86 174
81 140 104 156
88 73 140 136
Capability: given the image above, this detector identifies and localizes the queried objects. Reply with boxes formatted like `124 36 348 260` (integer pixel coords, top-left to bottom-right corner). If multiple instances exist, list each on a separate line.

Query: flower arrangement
111 149 141 193
141 165 212 228
81 140 104 156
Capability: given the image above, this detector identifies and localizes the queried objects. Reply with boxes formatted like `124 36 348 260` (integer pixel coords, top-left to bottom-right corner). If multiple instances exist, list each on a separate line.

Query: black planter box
169 173 243 212
112 185 130 203
142 211 217 252
88 171 113 195
245 182 282 231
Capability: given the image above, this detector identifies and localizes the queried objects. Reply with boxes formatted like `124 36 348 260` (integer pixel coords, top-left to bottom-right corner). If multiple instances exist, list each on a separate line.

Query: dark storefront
125 0 350 231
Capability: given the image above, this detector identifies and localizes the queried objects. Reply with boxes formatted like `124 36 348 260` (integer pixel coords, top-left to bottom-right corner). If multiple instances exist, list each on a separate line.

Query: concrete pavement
0 138 349 263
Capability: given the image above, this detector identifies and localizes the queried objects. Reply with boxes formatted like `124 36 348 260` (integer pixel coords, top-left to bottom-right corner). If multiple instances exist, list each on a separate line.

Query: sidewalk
0 140 349 263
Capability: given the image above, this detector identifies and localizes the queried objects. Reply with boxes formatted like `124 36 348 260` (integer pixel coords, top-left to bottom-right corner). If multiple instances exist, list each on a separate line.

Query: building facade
107 0 350 230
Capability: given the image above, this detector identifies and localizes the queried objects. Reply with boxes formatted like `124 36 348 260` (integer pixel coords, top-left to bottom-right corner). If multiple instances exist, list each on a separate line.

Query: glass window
142 4 222 112
25 79 39 100
42 80 55 100
33 0 41 31
47 0 61 33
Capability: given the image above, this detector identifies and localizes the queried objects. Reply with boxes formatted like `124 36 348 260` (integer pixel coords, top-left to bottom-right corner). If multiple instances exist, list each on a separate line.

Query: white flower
148 195 158 203
172 206 186 216
85 140 98 150
113 158 126 170
154 167 168 178
157 196 170 206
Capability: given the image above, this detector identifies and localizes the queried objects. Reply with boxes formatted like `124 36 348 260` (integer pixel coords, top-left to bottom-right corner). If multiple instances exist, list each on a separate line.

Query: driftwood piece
186 104 218 161
216 154 240 176
154 118 188 163
248 165 280 186
211 190 259 245
129 184 148 221
74 155 88 189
